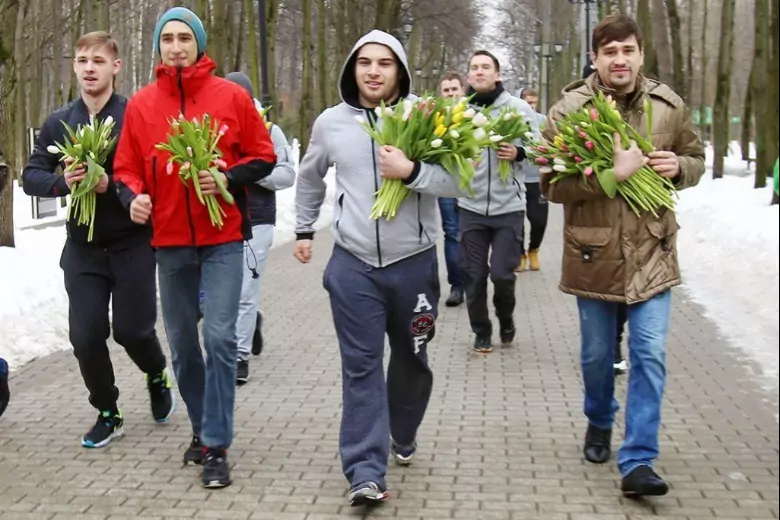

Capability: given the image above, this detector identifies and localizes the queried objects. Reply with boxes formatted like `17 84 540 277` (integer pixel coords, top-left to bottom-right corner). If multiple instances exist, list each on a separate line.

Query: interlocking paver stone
1 206 778 519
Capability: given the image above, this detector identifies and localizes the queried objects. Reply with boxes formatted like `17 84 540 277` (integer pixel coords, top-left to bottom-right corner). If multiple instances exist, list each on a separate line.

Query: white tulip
489 135 504 142
384 107 394 117
553 157 567 165
450 130 460 138
104 115 114 126
374 107 383 118
472 112 489 127
524 132 535 140
504 113 513 120
431 139 443 148
539 166 553 174
553 164 568 172
46 145 60 154
402 99 413 113
464 108 476 119
473 128 487 141
402 109 412 121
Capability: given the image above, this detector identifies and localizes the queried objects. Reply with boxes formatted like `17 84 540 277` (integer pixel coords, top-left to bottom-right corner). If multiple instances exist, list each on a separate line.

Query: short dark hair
439 71 464 86
469 50 500 72
520 87 538 99
75 31 120 59
591 13 643 54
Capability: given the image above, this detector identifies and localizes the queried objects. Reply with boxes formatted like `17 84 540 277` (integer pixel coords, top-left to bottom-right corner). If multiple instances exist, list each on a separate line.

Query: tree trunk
650 0 673 84
267 0 279 115
244 0 260 96
686 0 694 104
299 0 313 150
665 0 685 98
712 0 736 179
699 0 708 139
317 0 329 113
740 66 752 163
765 0 779 179
751 0 769 187
637 0 658 79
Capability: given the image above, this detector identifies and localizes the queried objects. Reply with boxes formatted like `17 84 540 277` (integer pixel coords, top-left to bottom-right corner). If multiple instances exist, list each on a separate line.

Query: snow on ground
676 144 779 390
0 140 335 369
1 139 777 386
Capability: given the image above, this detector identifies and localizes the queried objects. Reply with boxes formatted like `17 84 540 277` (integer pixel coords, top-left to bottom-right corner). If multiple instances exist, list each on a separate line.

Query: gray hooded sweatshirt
457 91 539 216
295 30 463 268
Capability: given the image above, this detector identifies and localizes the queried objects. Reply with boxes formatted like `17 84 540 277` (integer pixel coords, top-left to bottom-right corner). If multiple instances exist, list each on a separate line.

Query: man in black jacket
22 31 174 448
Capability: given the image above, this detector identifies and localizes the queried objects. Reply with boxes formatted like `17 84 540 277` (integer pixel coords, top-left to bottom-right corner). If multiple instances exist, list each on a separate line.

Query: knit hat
225 72 254 98
154 7 207 56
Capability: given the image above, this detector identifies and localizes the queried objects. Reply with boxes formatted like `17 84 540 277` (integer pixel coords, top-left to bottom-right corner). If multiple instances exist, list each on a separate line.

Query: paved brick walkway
1 206 778 520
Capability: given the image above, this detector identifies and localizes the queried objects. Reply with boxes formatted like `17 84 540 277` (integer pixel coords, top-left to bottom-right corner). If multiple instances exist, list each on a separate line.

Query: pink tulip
578 131 588 139
536 145 549 153
535 157 549 165
584 166 593 177
574 156 583 163
560 144 569 151
182 161 191 170
585 141 595 151
589 108 599 121
166 162 174 175
219 124 229 135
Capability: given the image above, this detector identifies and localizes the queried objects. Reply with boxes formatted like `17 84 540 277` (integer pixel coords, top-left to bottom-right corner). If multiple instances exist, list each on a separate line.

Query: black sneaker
251 311 263 356
81 409 124 448
348 481 388 507
390 440 416 466
583 424 612 464
499 320 516 346
202 448 231 489
473 335 492 353
0 358 9 419
183 435 204 465
621 465 669 497
445 287 464 307
147 370 175 423
236 359 250 385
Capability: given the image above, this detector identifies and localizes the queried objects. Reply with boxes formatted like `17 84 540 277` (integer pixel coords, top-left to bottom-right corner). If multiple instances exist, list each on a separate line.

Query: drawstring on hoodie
244 240 259 279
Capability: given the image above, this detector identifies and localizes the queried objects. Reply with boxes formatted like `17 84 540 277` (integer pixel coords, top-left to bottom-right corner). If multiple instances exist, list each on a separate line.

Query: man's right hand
63 157 87 189
294 239 312 263
130 194 152 225
613 133 648 182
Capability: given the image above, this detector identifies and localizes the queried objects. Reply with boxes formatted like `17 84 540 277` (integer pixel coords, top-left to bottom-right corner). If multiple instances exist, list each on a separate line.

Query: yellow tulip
554 135 565 149
452 112 464 124
452 103 466 115
434 124 447 137
435 113 445 127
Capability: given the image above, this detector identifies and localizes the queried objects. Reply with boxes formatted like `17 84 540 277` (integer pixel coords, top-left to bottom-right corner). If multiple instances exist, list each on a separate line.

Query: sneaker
202 448 231 488
251 311 263 356
499 320 516 346
614 359 628 375
147 370 176 423
0 358 9 419
473 335 493 353
348 481 388 507
236 359 250 385
81 409 124 448
445 287 464 307
183 435 204 465
390 440 416 466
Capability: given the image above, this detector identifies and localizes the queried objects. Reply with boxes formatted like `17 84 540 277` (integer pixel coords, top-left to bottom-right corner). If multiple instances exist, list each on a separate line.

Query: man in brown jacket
541 13 704 497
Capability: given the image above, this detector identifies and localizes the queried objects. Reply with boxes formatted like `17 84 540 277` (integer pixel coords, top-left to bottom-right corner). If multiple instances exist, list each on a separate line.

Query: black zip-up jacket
22 94 151 248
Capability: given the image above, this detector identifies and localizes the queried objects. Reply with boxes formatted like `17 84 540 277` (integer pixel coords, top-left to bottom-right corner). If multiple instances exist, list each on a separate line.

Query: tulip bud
535 157 549 165
553 157 567 166
574 156 583 163
553 164 568 172
218 124 229 135
182 162 191 170
585 141 595 151
589 108 599 121
186 146 193 157
46 145 60 154
584 166 594 177
431 139 443 148
539 166 553 174
166 162 174 175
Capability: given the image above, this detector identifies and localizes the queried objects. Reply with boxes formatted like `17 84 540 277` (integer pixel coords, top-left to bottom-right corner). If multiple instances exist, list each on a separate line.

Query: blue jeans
156 242 244 450
437 198 462 289
577 290 671 477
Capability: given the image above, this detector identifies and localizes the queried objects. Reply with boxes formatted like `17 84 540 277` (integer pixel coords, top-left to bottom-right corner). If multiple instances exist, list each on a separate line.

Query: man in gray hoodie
458 50 538 353
295 29 463 507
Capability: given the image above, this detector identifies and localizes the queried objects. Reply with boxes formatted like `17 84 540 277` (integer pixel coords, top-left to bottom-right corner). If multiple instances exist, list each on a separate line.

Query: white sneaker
614 360 628 374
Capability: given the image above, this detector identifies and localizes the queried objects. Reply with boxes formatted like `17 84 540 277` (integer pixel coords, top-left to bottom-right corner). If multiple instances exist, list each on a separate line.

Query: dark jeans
522 182 549 254
458 209 524 337
437 198 462 288
60 239 166 412
324 245 439 490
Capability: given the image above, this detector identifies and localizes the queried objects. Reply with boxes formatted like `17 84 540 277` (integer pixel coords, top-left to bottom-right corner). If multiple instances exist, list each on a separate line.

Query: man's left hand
198 169 228 196
379 145 414 180
93 174 109 194
648 150 680 179
497 143 518 161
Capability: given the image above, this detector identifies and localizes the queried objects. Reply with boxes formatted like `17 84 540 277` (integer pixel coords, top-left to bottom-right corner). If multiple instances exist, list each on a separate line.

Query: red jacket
114 55 277 248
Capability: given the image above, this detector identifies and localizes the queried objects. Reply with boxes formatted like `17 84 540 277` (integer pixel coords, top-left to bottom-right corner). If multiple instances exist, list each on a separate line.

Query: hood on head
225 72 254 98
338 29 411 108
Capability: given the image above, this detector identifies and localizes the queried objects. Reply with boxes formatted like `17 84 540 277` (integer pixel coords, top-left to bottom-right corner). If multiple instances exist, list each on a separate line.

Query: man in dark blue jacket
22 31 174 448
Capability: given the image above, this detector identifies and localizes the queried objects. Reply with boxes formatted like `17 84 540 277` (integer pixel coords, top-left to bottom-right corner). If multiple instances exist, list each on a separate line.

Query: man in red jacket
114 7 276 489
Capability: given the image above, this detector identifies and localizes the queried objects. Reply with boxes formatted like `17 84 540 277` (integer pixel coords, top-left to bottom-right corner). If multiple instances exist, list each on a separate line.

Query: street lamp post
568 0 603 72
257 0 271 109
534 42 564 113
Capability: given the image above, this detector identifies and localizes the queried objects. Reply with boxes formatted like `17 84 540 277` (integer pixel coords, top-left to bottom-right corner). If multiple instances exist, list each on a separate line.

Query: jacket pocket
565 225 612 263
646 219 681 252
334 192 345 232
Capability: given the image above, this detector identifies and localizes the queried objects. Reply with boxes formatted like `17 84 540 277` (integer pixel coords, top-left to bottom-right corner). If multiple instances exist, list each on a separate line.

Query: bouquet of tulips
528 90 676 216
483 106 533 182
256 102 273 131
47 116 118 242
357 96 492 220
155 114 234 229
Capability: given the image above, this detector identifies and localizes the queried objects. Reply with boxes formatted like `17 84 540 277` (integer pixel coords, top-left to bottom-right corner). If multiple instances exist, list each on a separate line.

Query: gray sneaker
348 481 388 506
390 440 416 466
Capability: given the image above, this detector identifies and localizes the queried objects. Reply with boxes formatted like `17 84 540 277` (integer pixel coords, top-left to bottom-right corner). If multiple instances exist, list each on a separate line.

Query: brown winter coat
540 74 705 303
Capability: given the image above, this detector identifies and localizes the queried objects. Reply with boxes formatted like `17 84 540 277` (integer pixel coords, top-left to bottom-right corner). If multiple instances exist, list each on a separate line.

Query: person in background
0 156 8 420
436 71 466 307
515 87 549 273
224 71 296 384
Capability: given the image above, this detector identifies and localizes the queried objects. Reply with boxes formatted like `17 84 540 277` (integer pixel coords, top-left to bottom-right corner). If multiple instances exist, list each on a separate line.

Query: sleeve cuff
296 232 314 241
515 146 527 162
402 161 422 186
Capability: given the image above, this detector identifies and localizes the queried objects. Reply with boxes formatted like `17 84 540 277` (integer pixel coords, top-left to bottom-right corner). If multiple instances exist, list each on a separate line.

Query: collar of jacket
154 54 217 99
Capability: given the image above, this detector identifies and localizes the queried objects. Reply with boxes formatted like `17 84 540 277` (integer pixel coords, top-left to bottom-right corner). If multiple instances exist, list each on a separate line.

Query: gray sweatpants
236 224 275 361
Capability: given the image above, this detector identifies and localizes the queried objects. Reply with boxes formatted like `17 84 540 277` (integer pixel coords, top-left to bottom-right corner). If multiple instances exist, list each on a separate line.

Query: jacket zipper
177 69 197 246
486 153 492 216
370 138 383 267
